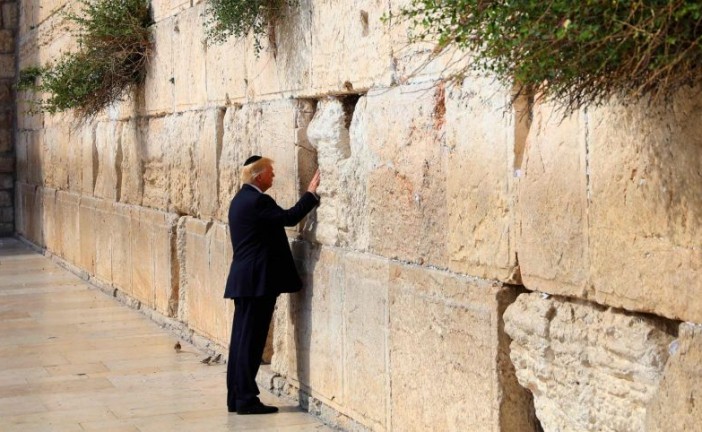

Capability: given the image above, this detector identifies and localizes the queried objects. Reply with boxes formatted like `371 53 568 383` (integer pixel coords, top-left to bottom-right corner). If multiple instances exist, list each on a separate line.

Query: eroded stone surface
646 323 702 431
516 103 589 295
180 217 233 344
587 97 702 323
504 292 676 432
389 263 531 432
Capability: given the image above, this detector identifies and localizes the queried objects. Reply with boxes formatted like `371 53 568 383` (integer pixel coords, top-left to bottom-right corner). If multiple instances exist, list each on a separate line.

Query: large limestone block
646 323 702 431
15 130 36 184
142 117 172 210
142 19 174 115
504 292 676 432
56 191 80 264
78 196 99 274
587 97 702 323
41 188 57 253
516 103 589 294
93 198 115 283
310 0 392 93
245 1 311 99
167 109 223 218
41 125 71 190
445 77 518 282
119 120 143 205
389 264 532 432
341 252 389 429
204 33 247 105
217 105 248 221
94 121 121 201
16 183 43 245
173 5 207 110
273 247 390 430
78 123 97 196
361 84 447 266
130 206 178 316
274 246 344 406
180 217 233 344
111 203 133 294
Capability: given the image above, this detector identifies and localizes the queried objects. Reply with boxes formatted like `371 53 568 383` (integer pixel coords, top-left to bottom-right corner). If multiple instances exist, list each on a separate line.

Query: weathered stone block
274 247 390 430
130 206 178 315
389 263 531 432
173 5 206 110
204 34 247 105
217 105 248 222
16 183 42 244
445 77 518 282
142 116 171 210
41 187 57 253
310 0 392 93
167 110 222 217
277 246 344 404
78 196 98 274
646 323 702 431
0 54 14 78
181 217 233 344
3 2 19 30
119 120 143 205
516 103 589 294
0 154 12 173
56 191 80 264
94 121 120 200
111 203 133 294
0 174 12 189
504 292 675 432
0 129 12 154
341 252 388 428
41 125 71 190
587 97 702 323
361 85 448 266
142 19 174 115
93 198 114 283
0 30 14 53
245 2 311 99
78 123 97 196
0 207 13 223
0 190 10 206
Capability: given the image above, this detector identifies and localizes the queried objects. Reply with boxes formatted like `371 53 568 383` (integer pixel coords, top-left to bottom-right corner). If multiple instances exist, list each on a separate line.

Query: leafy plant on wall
204 0 298 53
394 0 702 112
18 0 152 118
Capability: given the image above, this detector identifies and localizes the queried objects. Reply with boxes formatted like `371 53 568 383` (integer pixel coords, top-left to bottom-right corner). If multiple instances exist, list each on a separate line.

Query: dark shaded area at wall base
0 1 17 237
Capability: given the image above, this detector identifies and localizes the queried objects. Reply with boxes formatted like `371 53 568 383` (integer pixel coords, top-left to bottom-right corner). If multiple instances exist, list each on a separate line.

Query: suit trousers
226 295 277 410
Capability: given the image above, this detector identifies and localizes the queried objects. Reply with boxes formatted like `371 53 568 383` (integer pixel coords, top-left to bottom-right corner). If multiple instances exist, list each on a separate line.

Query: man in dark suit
224 155 320 415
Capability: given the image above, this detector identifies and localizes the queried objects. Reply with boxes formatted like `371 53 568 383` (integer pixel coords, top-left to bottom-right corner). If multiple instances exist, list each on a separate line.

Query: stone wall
0 0 16 236
12 1 702 431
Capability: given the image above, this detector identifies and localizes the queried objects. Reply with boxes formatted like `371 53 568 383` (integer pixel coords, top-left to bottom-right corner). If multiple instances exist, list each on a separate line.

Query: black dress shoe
236 402 279 415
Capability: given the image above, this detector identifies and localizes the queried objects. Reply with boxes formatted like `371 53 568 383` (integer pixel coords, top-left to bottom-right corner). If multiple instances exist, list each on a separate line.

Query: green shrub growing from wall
395 0 702 112
18 0 152 118
205 0 297 53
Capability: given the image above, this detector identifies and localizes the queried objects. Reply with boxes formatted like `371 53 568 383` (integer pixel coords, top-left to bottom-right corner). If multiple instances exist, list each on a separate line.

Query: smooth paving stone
0 239 333 432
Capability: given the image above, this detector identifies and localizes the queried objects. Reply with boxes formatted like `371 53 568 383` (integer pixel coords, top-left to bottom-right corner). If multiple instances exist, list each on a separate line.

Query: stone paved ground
0 237 333 432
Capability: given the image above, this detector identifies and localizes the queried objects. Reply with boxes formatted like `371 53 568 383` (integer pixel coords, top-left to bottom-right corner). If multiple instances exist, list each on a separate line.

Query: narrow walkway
0 238 333 432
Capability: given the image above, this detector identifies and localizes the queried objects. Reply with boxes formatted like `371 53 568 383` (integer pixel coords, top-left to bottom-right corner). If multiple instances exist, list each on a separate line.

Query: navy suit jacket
224 184 319 298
